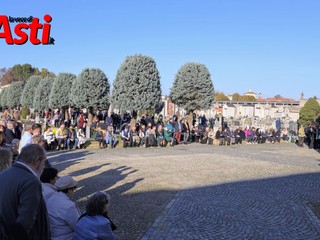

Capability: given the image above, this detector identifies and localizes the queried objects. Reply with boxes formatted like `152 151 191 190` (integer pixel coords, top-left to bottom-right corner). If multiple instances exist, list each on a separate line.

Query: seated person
223 128 231 146
77 127 87 148
200 127 209 144
121 126 132 148
43 125 56 150
131 126 140 147
194 126 200 143
138 127 145 147
55 124 68 150
230 129 236 145
67 125 79 150
40 167 59 202
95 127 106 148
145 126 156 147
189 126 196 142
47 176 81 240
281 128 289 142
73 191 116 240
156 124 166 147
208 128 215 145
164 125 174 147
106 126 118 148
267 129 274 143
273 129 281 143
215 127 225 146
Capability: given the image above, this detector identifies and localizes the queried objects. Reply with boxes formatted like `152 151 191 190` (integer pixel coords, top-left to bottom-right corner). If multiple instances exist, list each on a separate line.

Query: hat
55 176 78 191
125 126 129 129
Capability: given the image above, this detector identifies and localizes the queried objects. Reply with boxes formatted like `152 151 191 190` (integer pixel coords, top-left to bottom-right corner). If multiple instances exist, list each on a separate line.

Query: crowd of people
0 144 117 240
1 108 320 154
93 113 318 149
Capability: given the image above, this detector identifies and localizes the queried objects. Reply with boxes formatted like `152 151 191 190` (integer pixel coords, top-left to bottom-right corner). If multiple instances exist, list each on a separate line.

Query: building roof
258 97 298 103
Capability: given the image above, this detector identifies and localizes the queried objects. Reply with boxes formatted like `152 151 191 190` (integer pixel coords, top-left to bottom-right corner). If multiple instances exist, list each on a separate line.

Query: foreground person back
0 144 50 240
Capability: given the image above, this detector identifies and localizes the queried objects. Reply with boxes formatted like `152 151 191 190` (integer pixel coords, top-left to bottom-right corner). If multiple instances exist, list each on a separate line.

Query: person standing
19 121 33 152
0 144 50 240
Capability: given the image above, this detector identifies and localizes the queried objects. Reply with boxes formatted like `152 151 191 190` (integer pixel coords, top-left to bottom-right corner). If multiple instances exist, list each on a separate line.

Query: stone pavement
143 174 320 240
142 146 320 240
48 143 320 240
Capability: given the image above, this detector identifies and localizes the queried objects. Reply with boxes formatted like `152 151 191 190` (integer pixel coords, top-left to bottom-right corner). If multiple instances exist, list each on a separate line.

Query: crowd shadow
48 150 93 172
104 172 320 240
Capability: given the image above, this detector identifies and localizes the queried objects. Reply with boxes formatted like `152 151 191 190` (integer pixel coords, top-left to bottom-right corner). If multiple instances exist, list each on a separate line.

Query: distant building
244 88 257 99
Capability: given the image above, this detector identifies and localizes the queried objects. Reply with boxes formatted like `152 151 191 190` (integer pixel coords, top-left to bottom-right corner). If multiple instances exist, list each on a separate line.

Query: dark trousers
122 138 132 148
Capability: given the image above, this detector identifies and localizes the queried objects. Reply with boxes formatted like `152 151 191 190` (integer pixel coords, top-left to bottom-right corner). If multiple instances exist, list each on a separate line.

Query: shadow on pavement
137 172 320 240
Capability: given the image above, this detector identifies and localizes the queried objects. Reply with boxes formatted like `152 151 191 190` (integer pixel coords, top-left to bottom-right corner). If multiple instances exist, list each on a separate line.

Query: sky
1 0 319 100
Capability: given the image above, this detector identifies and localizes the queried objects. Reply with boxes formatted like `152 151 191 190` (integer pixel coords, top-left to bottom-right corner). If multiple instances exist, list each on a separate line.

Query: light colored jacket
46 192 81 240
42 183 57 203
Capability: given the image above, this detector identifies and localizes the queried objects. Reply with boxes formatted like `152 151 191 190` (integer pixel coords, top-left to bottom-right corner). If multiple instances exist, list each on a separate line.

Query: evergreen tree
298 98 320 127
170 62 214 123
20 76 42 108
0 88 9 108
6 81 25 109
49 73 76 118
33 77 54 111
111 55 162 113
71 68 110 126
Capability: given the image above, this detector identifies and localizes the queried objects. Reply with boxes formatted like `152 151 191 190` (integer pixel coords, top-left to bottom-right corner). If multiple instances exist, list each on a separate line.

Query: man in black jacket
0 144 50 240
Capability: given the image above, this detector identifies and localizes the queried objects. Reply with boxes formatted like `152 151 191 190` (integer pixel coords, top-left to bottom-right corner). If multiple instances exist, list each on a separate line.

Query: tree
11 64 35 82
0 68 15 86
49 73 76 119
111 54 162 113
6 81 25 109
215 91 229 101
298 98 320 127
274 94 283 98
232 93 241 101
71 68 110 126
37 68 56 78
0 88 9 108
0 64 55 86
20 75 42 108
33 77 54 111
170 62 215 124
239 95 256 101
231 93 256 102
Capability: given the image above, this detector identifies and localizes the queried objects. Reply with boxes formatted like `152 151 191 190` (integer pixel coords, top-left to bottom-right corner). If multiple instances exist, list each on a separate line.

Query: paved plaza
48 143 320 240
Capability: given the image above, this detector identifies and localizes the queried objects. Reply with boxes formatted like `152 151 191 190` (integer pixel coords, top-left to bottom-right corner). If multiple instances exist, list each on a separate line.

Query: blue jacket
73 215 116 240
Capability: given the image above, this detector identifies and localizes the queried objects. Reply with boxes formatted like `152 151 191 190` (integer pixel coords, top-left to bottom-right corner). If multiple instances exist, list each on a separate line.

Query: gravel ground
48 143 320 240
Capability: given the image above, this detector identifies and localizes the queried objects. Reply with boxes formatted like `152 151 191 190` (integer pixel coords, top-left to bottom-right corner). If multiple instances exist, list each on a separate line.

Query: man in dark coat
4 120 19 145
0 144 50 240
